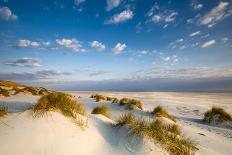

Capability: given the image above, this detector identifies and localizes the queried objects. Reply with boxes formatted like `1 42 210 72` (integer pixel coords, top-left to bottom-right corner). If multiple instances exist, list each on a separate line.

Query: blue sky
0 0 232 91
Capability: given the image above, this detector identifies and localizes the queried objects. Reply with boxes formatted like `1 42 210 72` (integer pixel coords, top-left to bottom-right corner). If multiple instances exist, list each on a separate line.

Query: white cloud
3 57 42 67
74 0 85 6
201 40 216 48
176 38 184 42
137 50 148 56
42 41 50 46
162 56 170 61
16 40 51 48
105 9 134 24
112 43 126 55
189 31 201 37
164 12 178 22
161 55 179 63
148 4 178 24
106 0 121 11
221 37 229 43
30 41 40 47
151 15 161 23
198 2 232 27
17 40 31 47
89 40 106 51
0 6 17 21
191 3 203 10
56 38 85 52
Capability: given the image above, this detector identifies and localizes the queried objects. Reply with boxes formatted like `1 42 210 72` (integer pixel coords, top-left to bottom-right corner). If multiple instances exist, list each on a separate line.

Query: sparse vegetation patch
115 113 197 155
119 98 143 110
153 106 176 122
203 107 232 124
91 106 110 118
33 92 85 118
0 88 10 97
0 106 7 117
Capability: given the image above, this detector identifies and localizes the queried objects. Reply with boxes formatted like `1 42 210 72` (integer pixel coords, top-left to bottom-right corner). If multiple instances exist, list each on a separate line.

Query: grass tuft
33 92 85 118
203 106 232 123
119 98 143 110
0 106 7 117
153 106 176 122
0 87 10 97
91 106 110 118
115 113 197 155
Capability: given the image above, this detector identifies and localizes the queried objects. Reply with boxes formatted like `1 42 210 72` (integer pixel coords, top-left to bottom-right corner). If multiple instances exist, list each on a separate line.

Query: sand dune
0 92 232 155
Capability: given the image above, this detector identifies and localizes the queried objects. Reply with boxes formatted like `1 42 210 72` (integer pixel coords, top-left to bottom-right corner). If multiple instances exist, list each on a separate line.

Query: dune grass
153 106 176 122
91 106 110 118
0 80 19 87
112 97 119 103
116 113 197 155
119 98 143 110
0 88 10 97
0 106 7 117
33 92 85 118
204 107 232 123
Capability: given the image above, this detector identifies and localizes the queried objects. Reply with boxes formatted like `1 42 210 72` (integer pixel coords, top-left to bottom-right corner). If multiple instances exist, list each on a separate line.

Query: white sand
0 92 232 155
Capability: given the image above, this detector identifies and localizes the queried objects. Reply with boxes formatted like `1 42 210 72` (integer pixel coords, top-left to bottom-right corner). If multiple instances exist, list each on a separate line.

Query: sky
0 0 232 91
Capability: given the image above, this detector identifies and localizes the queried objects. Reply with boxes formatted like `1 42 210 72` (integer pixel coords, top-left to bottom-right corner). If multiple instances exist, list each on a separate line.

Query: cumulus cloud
56 38 85 52
74 0 85 6
0 69 72 82
0 6 17 21
198 2 232 27
105 9 134 24
112 43 126 55
191 3 203 10
2 57 42 67
106 0 121 11
89 40 106 51
189 31 201 37
201 40 216 48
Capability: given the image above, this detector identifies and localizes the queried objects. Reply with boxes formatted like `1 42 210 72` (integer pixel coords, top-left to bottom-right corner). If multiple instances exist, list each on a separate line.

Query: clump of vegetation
22 86 39 95
203 107 232 124
112 97 119 103
119 98 143 110
94 94 107 102
33 92 85 118
0 80 19 87
153 106 176 122
0 106 7 117
0 87 10 97
115 113 197 155
91 106 110 118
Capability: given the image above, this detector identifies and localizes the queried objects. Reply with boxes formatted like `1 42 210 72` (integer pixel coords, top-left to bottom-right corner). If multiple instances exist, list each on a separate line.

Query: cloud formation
106 0 121 11
201 40 216 48
89 41 106 51
189 31 201 37
56 38 85 52
191 3 203 10
198 2 232 27
105 9 134 24
3 57 42 67
16 40 40 48
0 69 72 82
112 43 126 54
148 3 178 24
0 6 17 21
